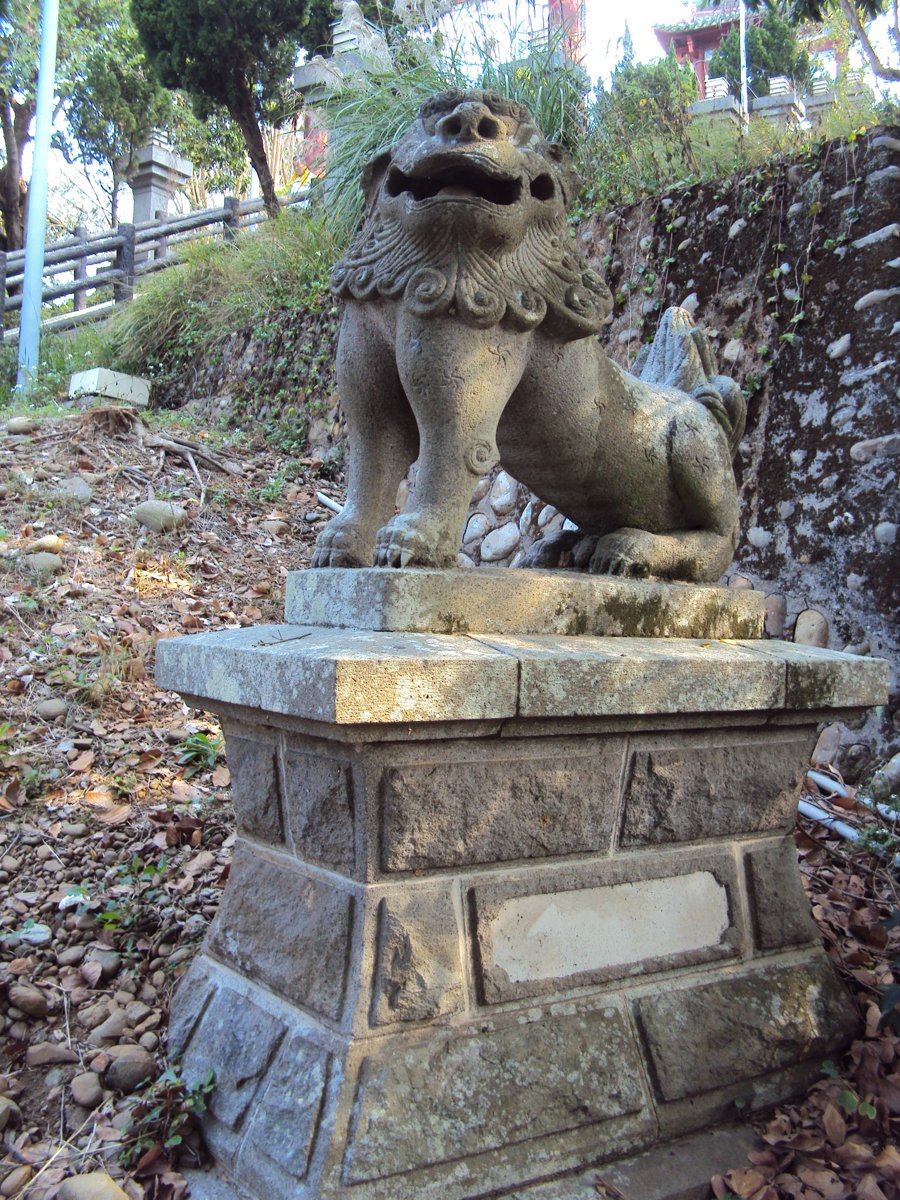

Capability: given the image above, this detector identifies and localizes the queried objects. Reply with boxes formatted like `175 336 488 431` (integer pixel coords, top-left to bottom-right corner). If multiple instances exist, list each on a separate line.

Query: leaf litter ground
0 413 897 1200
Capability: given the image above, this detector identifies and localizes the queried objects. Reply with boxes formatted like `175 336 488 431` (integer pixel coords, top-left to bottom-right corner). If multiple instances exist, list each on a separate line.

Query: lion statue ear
546 142 582 207
361 150 392 208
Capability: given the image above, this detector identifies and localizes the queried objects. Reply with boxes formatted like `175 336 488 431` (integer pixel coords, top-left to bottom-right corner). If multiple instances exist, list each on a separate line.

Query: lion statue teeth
313 89 746 582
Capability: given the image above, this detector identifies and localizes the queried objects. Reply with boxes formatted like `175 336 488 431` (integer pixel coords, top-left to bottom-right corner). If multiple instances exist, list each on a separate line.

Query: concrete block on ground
68 367 150 408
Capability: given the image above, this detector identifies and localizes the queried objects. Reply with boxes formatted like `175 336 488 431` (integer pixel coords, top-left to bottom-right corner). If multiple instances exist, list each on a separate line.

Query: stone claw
312 521 370 568
523 530 581 569
589 530 656 578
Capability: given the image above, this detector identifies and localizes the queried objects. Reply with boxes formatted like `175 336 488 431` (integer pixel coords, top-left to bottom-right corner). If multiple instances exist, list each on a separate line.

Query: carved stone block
379 742 625 871
620 732 811 845
636 956 857 1103
342 1004 649 1185
744 837 819 951
207 845 354 1023
369 888 464 1026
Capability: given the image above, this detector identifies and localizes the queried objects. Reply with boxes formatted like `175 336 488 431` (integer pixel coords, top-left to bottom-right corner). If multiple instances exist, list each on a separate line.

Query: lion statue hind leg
522 529 582 568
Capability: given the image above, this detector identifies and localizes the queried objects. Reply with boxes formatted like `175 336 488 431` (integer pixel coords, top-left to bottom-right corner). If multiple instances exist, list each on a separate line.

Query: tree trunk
838 0 900 81
0 93 27 250
227 74 280 219
110 167 120 228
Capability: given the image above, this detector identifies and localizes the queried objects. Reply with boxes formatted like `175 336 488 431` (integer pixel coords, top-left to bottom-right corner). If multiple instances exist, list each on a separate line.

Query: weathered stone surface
155 624 519 724
182 988 285 1134
369 889 463 1025
237 1033 333 1188
637 956 857 1102
744 838 817 951
223 733 283 844
317 92 744 583
282 751 355 873
343 1004 648 1184
167 956 216 1056
285 568 764 639
736 639 890 709
621 733 810 844
471 852 739 1003
476 635 785 719
208 845 353 1021
380 742 625 871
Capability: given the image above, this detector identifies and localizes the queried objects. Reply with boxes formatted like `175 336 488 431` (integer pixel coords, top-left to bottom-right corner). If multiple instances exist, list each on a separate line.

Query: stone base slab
158 621 886 1200
285 567 765 639
155 625 888 727
185 1120 759 1200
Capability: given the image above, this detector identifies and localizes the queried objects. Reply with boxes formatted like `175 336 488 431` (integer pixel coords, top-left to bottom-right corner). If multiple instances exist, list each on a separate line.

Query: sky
440 0 685 86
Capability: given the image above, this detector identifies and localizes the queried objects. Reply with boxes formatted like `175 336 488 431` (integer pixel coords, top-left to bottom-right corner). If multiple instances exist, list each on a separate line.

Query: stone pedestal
155 571 888 1200
130 141 193 227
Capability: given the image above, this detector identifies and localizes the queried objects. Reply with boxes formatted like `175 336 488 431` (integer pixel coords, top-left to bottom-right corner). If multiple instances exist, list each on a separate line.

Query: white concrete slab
489 872 730 982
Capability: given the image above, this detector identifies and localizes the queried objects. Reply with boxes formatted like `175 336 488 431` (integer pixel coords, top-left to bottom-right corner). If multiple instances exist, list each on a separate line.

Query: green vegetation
1 18 891 419
709 7 813 98
130 0 310 216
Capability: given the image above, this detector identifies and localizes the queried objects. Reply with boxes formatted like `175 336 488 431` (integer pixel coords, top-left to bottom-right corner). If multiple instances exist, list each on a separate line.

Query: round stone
480 522 520 562
24 552 63 578
70 1072 103 1109
462 513 490 546
103 1044 155 1093
8 982 48 1018
5 416 40 434
58 1172 130 1200
488 471 518 516
134 500 187 533
36 698 69 720
764 594 786 638
874 521 897 545
794 609 829 648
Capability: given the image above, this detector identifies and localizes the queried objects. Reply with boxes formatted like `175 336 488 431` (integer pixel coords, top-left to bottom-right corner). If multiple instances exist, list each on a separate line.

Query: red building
652 0 745 98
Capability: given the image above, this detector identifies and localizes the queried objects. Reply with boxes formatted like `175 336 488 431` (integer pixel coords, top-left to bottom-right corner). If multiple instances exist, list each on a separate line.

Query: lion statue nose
436 101 503 143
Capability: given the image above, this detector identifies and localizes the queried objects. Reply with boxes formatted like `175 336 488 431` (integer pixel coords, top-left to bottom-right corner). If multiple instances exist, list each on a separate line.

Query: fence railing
1 190 308 343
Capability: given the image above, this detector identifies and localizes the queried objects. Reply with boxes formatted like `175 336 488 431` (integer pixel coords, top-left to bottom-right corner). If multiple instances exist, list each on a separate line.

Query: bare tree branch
837 0 900 79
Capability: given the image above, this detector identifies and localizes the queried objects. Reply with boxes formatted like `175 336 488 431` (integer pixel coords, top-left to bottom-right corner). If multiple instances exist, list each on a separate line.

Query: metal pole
15 0 60 398
739 0 750 132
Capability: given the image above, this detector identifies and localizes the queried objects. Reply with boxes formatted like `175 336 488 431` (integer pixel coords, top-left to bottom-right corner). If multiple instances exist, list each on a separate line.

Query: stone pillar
156 570 888 1200
129 138 193 259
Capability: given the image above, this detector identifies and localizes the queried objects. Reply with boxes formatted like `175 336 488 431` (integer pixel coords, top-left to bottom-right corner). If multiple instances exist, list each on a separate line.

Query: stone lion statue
314 90 746 581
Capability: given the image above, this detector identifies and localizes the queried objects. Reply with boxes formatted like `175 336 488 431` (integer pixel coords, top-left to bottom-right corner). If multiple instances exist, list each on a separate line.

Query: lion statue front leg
373 313 533 569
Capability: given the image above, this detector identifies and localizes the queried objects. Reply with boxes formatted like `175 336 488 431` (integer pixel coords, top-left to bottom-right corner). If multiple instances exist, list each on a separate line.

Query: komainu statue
314 90 746 581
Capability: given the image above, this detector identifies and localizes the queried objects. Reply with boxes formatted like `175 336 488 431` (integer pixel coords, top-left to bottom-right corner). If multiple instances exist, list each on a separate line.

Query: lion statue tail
633 306 747 457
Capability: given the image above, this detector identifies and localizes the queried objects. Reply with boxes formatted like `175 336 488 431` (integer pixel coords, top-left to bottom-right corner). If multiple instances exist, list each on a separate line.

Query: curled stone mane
330 92 613 338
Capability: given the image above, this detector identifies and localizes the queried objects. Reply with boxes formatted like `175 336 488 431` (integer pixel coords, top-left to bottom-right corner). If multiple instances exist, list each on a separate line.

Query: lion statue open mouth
314 89 746 582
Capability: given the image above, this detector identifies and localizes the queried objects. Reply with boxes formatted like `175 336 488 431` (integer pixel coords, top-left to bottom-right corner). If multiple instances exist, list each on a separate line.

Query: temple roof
653 1 741 34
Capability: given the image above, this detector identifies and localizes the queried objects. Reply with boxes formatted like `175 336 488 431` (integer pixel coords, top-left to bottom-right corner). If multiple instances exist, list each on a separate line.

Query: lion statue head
330 90 613 338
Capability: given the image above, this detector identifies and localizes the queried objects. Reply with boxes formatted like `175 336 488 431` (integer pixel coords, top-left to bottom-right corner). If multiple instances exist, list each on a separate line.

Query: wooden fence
1 191 308 343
